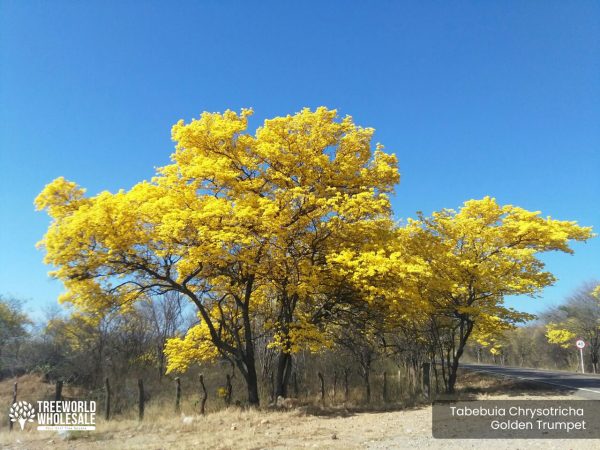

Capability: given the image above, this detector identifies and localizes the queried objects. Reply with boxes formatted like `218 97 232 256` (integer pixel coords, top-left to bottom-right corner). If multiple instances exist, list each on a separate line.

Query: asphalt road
461 362 600 399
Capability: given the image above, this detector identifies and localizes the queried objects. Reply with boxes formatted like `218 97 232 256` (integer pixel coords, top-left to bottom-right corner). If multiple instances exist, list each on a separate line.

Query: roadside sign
576 339 586 374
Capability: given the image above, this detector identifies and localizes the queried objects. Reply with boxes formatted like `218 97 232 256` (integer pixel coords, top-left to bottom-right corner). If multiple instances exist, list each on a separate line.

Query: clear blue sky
1 1 598 320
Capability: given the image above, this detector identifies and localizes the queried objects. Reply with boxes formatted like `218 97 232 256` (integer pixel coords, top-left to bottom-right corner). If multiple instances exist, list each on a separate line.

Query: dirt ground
1 373 598 449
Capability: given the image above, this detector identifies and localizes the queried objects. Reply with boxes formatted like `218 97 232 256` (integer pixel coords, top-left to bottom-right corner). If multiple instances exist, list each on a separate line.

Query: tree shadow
286 399 432 418
436 370 577 400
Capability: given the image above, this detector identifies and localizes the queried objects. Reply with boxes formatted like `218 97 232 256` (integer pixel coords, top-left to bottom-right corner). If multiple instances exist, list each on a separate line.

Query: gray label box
433 400 600 439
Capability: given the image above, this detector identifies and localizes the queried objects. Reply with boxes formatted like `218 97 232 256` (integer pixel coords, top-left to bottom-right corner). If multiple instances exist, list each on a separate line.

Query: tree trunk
175 377 181 412
318 372 325 404
241 294 260 407
447 361 459 393
157 344 165 382
243 364 260 406
199 374 207 415
432 361 440 394
446 319 474 394
274 351 292 398
137 379 145 421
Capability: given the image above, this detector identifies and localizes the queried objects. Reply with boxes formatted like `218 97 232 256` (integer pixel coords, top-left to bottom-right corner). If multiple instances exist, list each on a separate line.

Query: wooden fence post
317 372 325 404
175 377 181 412
332 371 337 402
344 368 349 403
398 368 403 399
104 377 111 421
138 379 145 421
9 382 17 431
422 362 431 400
55 380 63 401
199 374 208 415
382 371 388 403
225 374 232 406
292 372 298 398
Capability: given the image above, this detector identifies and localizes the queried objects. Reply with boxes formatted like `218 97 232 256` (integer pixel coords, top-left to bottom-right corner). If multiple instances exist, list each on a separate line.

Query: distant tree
0 296 31 375
545 282 600 373
43 312 113 385
502 326 532 366
138 292 186 380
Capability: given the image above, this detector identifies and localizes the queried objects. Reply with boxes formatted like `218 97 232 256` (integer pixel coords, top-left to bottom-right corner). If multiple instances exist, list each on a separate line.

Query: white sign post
576 339 586 374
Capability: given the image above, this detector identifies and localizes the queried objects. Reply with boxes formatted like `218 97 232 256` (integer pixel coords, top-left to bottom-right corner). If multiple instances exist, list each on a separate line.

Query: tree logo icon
9 401 36 430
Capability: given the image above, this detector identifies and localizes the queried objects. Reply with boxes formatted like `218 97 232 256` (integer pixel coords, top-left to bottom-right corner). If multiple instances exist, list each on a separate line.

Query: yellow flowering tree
35 107 398 405
545 323 577 348
405 198 591 392
331 197 592 393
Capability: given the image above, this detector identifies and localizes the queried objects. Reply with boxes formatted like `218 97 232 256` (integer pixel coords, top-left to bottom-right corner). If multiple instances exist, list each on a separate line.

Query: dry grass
1 374 53 409
1 405 362 449
0 374 87 421
0 371 591 449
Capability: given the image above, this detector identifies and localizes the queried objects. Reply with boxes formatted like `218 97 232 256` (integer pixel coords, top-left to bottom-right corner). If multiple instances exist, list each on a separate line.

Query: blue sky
1 1 598 320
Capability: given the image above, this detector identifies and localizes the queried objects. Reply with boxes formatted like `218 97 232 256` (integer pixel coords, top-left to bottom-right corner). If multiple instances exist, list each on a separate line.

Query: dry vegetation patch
0 371 592 449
